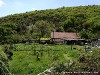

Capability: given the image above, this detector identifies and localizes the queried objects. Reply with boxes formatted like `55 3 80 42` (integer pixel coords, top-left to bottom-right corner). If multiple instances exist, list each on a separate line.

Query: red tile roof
51 32 80 39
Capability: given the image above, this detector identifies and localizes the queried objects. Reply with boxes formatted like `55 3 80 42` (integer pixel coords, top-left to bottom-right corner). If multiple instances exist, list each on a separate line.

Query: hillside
0 5 100 43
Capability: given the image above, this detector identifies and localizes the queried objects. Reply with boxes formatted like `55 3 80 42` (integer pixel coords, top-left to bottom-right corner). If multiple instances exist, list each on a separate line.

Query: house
51 32 85 45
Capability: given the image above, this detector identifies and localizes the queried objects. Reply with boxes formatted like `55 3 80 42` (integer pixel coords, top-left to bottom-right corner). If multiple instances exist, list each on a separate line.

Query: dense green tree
34 20 54 37
63 18 75 32
0 23 17 43
80 29 94 39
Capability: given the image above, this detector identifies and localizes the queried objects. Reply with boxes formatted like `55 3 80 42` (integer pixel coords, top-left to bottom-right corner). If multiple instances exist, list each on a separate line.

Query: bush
0 48 11 75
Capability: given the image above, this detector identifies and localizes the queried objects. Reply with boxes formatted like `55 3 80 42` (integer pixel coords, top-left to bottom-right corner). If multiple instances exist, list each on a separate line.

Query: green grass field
7 44 83 75
3 43 99 75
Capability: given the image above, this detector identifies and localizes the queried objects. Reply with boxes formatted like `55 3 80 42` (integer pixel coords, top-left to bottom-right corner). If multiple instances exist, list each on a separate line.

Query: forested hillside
0 5 100 44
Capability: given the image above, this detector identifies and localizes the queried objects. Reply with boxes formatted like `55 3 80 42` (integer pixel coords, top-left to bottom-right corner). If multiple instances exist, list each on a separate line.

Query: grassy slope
8 43 100 75
8 44 81 75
